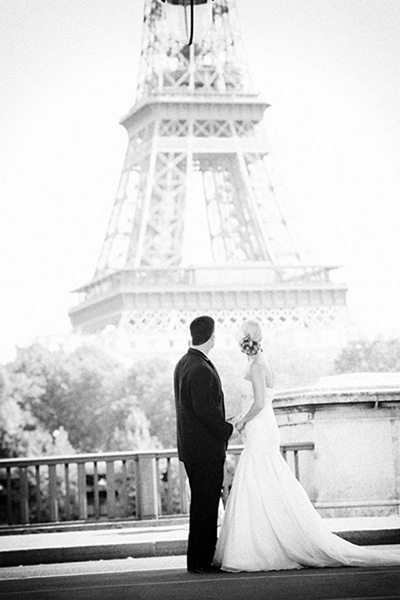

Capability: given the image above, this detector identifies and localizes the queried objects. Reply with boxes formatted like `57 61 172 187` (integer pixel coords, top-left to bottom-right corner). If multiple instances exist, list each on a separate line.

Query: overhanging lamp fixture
160 0 214 46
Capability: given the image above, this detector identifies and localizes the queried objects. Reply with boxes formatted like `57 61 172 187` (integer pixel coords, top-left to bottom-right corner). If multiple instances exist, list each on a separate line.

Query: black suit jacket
174 348 233 464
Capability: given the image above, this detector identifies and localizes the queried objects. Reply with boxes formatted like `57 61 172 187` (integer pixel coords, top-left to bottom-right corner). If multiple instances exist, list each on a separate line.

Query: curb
0 539 188 568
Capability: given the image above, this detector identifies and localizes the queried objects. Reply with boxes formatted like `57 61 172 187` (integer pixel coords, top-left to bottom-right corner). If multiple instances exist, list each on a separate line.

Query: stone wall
274 373 400 517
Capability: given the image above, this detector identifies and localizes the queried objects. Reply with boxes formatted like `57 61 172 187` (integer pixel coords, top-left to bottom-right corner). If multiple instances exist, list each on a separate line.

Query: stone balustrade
0 444 312 530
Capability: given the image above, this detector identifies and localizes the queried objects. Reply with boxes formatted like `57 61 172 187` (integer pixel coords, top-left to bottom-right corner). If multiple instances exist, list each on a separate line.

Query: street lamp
161 0 214 46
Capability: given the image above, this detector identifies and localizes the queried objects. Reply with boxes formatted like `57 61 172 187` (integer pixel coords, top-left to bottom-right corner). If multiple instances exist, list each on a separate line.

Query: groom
174 316 234 574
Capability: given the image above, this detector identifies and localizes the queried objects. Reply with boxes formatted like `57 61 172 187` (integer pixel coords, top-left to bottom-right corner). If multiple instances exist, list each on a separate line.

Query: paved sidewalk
1 516 400 568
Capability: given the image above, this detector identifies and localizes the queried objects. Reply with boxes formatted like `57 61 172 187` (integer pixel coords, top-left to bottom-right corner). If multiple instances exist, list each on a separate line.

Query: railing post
121 460 128 517
19 467 29 524
6 467 13 525
48 464 58 522
106 461 116 519
165 458 173 514
293 450 300 480
35 466 42 523
77 462 87 520
64 464 71 521
137 455 159 519
93 462 100 520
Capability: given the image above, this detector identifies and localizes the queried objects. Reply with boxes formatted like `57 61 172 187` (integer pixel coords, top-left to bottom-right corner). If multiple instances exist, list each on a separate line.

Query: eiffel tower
69 0 349 350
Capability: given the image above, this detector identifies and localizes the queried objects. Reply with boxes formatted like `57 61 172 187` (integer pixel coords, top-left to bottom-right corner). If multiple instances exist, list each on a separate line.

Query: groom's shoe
188 564 221 574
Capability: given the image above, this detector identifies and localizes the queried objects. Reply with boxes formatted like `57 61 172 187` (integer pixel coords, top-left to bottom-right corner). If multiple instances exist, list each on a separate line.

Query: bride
213 319 400 572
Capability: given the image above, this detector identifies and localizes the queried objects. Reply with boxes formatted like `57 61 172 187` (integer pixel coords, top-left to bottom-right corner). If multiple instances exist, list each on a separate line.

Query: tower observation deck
69 0 349 348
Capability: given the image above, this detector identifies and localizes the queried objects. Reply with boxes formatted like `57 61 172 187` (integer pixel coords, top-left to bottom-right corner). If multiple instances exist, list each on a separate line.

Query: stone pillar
137 454 159 519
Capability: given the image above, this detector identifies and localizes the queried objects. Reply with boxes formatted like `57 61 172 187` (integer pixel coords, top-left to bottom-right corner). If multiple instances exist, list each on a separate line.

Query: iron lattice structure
69 0 350 348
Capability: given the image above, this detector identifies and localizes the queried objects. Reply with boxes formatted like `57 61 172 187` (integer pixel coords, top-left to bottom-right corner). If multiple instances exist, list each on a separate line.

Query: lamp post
161 0 214 46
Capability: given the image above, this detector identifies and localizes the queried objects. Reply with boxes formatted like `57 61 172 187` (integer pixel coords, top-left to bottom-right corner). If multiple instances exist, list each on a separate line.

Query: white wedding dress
214 359 400 572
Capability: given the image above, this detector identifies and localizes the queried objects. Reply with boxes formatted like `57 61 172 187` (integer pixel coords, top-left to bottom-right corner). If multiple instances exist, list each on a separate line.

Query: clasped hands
227 415 246 436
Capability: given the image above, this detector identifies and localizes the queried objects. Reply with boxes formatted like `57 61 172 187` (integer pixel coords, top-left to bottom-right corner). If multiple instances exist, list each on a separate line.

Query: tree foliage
0 361 75 458
2 343 161 456
334 336 400 374
126 355 176 449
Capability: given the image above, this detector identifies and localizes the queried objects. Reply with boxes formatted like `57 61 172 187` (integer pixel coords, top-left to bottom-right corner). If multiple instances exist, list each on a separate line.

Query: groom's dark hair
190 316 215 345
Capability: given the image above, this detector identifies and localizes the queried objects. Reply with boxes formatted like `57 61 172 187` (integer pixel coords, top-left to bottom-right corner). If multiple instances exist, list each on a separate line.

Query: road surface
1 555 400 599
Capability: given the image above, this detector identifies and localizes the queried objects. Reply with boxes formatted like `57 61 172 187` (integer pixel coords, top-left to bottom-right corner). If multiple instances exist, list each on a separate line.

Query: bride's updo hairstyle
239 319 263 356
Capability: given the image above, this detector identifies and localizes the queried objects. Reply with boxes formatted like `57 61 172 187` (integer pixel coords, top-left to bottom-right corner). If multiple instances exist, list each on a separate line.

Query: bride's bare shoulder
250 353 274 386
249 355 266 375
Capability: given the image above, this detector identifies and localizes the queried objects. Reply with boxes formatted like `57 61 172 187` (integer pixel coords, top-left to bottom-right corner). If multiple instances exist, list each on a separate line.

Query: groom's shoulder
175 349 196 371
175 349 210 373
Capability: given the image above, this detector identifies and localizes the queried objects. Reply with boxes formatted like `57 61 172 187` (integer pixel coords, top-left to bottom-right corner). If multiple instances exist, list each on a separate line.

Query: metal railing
0 443 314 529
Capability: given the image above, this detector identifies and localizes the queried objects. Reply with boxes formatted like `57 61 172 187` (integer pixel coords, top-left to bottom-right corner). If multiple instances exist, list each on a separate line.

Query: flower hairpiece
240 334 262 356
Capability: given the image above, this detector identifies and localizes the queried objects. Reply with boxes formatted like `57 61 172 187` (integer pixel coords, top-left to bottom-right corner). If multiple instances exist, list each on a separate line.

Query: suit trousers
184 459 225 570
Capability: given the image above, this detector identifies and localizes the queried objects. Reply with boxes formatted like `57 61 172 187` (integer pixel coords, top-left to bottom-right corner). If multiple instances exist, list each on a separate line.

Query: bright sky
1 0 400 363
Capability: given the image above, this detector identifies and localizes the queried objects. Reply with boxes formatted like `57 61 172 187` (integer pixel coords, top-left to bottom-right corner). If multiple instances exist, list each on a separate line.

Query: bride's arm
236 364 265 431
